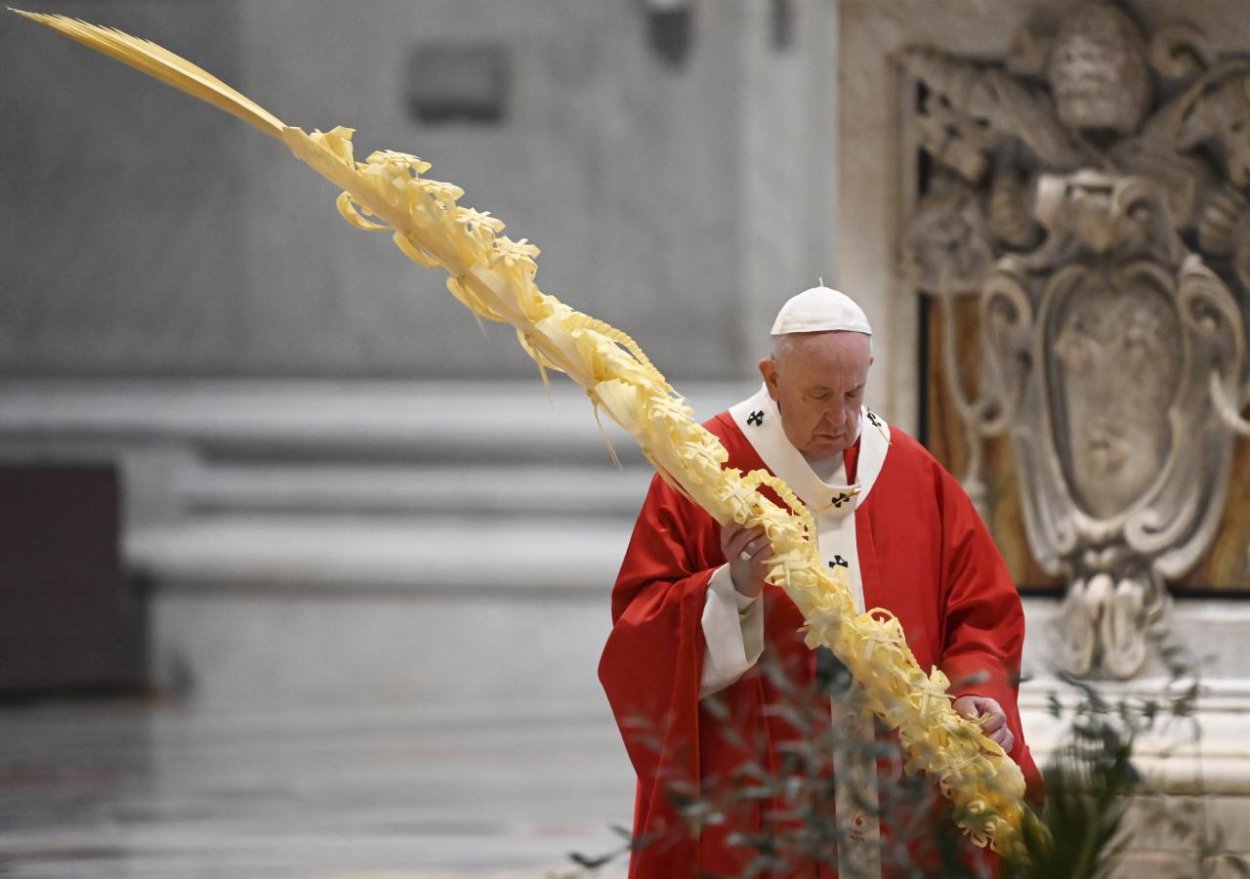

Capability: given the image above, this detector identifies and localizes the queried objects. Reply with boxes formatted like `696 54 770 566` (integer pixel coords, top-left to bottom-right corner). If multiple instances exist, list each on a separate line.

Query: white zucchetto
769 285 873 337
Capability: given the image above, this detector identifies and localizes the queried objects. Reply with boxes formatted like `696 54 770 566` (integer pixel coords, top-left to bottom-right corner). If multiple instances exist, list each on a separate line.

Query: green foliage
563 658 1248 879
1007 686 1139 879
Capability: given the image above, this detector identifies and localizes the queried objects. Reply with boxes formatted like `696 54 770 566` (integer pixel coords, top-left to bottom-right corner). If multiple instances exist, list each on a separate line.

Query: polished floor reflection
0 700 633 878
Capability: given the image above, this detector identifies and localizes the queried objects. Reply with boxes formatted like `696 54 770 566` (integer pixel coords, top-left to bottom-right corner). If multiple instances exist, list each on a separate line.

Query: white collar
729 384 891 516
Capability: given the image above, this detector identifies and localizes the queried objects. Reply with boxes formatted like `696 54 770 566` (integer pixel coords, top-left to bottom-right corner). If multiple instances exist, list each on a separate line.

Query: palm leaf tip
10 8 288 140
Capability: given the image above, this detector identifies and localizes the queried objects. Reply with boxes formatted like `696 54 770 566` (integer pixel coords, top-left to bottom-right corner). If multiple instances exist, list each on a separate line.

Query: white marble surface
3 0 839 382
1 692 1246 879
0 701 633 878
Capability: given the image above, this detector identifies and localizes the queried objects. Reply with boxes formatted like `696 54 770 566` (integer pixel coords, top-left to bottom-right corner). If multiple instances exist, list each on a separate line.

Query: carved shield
1044 265 1183 520
981 175 1245 676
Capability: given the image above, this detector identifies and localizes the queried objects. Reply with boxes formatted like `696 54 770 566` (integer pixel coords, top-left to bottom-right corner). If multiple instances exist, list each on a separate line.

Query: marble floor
0 699 634 878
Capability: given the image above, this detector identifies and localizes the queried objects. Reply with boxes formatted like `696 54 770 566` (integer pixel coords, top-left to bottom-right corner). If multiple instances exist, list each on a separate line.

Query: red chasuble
599 407 1040 879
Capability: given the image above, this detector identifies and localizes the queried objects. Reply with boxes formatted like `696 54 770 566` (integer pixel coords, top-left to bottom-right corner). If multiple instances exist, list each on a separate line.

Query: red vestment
599 409 1040 878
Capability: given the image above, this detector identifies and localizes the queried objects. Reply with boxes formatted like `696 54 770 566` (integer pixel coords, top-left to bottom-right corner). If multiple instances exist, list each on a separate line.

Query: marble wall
837 9 1250 871
1 0 839 381
0 2 250 376
837 0 1250 430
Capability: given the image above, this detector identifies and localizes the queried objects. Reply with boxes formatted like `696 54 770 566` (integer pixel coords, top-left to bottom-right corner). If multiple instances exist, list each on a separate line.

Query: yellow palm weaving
14 9 1038 855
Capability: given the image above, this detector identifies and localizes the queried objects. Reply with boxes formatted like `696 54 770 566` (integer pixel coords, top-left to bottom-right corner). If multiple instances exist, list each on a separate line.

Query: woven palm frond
12 10 287 139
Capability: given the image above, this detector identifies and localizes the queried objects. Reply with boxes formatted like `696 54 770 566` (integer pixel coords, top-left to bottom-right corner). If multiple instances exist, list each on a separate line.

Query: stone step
0 379 743 464
176 462 653 518
0 378 740 535
130 515 626 708
126 515 633 594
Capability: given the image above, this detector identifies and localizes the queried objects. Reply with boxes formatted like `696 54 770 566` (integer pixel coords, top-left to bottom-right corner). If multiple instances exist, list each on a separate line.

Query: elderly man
599 286 1039 878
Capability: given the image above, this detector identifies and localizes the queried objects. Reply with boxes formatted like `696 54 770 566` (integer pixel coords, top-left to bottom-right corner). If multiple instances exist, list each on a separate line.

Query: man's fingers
954 696 1002 725
743 530 772 555
740 538 771 563
732 534 758 559
952 695 978 719
980 712 1005 732
724 525 768 558
722 522 757 545
722 524 772 598
952 696 1013 751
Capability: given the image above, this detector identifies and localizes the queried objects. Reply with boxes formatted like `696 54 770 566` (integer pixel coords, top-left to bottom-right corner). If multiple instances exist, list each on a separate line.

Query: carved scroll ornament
983 174 1244 677
900 1 1250 678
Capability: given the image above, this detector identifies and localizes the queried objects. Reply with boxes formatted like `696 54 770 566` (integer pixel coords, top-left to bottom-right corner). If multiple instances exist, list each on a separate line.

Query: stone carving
1049 3 1152 135
900 1 1250 677
983 174 1244 678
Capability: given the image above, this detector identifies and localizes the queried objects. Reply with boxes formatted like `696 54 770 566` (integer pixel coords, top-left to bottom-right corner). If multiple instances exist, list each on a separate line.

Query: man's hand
953 695 1014 752
720 522 773 599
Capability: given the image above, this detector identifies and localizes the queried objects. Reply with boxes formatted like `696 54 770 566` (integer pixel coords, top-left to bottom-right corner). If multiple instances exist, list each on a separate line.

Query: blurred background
0 1 835 875
1 0 1248 877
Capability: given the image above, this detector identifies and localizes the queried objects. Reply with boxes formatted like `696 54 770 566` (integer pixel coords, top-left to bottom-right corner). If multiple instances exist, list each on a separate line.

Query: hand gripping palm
15 9 1042 857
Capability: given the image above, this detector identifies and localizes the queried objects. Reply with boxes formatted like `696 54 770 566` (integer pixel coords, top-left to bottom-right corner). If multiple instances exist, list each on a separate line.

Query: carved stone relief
900 0 1250 678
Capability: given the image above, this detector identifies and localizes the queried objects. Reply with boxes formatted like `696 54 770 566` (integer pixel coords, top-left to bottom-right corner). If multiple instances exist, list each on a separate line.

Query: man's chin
806 438 848 458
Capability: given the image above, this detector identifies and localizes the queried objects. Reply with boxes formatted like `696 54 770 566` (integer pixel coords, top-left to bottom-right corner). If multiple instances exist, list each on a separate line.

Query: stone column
735 0 840 378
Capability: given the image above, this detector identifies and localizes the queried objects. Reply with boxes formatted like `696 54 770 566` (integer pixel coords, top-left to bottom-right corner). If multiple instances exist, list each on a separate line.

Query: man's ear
759 357 779 398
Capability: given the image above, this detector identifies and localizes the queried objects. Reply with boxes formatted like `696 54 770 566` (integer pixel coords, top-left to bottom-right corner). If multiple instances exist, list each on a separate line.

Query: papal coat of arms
900 1 1250 678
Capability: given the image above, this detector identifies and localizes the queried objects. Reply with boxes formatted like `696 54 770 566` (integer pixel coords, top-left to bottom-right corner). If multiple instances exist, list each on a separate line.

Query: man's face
758 331 873 459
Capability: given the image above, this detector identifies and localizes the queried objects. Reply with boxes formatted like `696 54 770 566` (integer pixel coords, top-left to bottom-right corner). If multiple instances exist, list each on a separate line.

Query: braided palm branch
13 9 1042 856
